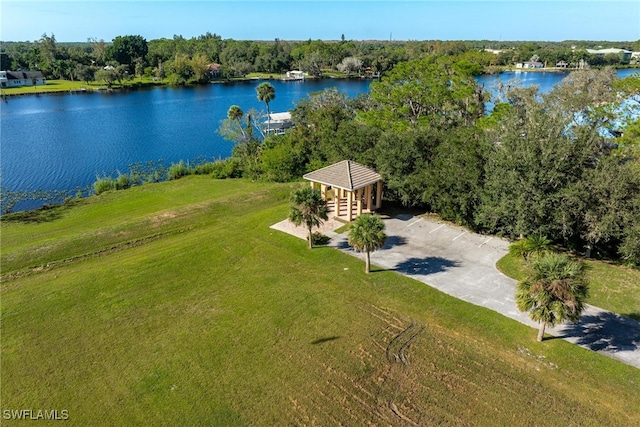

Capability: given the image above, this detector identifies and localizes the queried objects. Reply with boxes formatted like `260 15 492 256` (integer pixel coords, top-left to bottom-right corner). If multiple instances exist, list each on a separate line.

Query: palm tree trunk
365 251 371 274
308 227 313 249
537 323 546 342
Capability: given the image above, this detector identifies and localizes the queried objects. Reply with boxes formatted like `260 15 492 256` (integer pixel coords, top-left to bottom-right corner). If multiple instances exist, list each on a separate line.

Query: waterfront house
283 70 305 81
207 63 221 79
515 61 544 69
0 70 46 88
263 112 294 135
586 48 632 63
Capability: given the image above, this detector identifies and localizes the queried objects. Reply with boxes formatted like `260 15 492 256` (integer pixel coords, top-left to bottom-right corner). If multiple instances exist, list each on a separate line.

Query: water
0 79 371 196
1 70 637 205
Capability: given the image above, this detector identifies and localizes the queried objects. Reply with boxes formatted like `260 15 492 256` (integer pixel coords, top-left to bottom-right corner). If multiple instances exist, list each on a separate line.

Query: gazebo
303 160 382 221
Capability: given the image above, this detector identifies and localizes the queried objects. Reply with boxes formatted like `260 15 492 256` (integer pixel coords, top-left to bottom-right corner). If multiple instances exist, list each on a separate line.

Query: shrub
115 173 133 190
193 162 217 175
94 177 116 195
308 231 330 246
167 161 192 180
210 158 242 179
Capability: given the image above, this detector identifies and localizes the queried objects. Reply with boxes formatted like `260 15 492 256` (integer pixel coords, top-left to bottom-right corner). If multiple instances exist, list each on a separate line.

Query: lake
1 69 638 209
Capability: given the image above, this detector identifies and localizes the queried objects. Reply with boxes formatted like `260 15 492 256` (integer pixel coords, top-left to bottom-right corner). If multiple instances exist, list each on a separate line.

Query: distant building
207 63 221 79
283 70 305 81
586 48 632 62
484 48 504 55
263 112 294 135
0 70 46 88
515 61 544 69
555 61 569 68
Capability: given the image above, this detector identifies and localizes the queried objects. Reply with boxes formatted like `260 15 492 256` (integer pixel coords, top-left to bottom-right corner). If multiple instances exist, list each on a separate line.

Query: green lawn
1 78 165 96
497 252 640 320
2 177 639 426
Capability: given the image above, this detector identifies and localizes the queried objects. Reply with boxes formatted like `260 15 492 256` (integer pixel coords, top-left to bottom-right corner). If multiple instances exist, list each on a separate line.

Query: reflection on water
1 70 636 198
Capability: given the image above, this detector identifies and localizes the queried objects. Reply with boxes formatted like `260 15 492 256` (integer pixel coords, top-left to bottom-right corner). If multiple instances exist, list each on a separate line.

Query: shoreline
0 75 378 98
2 66 638 98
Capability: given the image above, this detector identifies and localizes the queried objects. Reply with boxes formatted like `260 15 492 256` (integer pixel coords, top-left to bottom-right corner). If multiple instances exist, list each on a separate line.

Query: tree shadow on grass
558 311 640 353
311 336 341 345
393 256 460 276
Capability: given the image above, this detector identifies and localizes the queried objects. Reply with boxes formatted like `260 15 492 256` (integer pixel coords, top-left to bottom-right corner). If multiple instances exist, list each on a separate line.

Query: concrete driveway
329 214 640 369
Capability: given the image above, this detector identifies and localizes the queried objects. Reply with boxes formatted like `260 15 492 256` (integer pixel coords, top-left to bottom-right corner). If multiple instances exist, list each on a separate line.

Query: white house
0 70 47 88
515 61 544 69
586 48 633 62
283 70 305 81
263 112 294 134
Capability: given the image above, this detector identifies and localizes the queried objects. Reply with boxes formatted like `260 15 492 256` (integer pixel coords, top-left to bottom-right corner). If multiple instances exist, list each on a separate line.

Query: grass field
497 252 640 320
0 78 168 96
2 177 639 426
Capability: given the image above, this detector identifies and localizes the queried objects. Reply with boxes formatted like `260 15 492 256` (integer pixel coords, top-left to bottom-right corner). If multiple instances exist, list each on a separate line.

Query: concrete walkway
325 214 640 369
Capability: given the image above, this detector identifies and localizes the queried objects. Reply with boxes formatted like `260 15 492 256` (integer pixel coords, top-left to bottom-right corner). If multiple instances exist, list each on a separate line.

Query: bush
308 231 330 246
261 141 301 182
94 177 116 195
209 158 242 179
115 173 133 190
167 161 192 180
193 162 217 175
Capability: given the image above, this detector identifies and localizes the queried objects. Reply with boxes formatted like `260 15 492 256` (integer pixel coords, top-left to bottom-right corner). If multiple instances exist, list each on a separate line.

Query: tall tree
105 35 148 72
362 55 485 131
256 82 276 132
348 214 387 274
516 252 588 341
226 105 246 140
288 186 328 249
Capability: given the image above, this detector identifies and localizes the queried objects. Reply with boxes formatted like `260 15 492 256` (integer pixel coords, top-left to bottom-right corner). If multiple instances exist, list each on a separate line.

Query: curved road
329 214 640 369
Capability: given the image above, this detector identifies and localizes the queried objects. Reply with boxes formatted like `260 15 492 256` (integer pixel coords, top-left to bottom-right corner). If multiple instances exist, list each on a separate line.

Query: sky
1 1 639 43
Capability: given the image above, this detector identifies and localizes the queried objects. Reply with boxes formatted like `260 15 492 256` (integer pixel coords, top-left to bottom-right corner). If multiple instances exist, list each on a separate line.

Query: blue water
0 79 371 195
1 70 637 199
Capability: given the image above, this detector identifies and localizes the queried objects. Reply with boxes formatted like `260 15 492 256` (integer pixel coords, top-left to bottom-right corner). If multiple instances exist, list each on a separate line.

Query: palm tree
256 82 275 132
227 105 246 140
509 234 552 262
515 252 589 341
227 105 244 122
348 214 387 274
289 186 328 249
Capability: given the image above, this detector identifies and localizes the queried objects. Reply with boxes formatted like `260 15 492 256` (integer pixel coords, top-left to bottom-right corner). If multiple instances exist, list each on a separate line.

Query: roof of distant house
268 112 291 122
4 70 45 79
586 48 632 55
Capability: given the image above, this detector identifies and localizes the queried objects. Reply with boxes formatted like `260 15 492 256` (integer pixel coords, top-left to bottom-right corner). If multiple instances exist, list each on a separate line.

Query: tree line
2 33 638 85
217 57 640 265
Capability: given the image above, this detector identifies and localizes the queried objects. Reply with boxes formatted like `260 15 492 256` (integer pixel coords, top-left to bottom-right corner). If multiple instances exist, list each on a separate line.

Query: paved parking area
328 214 640 369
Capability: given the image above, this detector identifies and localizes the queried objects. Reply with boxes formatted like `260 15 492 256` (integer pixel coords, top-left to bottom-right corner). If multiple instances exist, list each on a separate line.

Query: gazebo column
356 188 363 216
334 188 341 217
320 184 327 201
347 190 353 222
310 181 315 189
364 185 372 212
375 181 382 209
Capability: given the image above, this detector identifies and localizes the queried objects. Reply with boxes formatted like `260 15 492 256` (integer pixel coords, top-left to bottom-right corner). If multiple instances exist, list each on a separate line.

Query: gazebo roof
303 160 381 191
